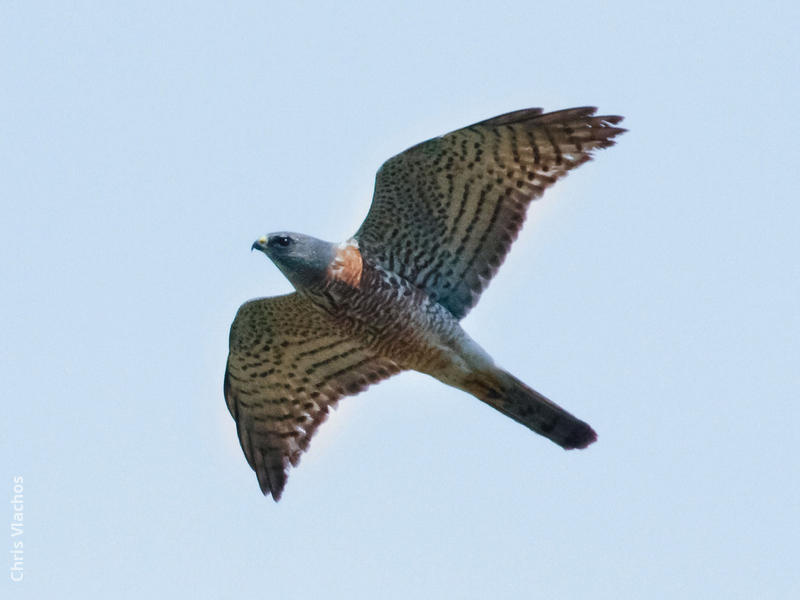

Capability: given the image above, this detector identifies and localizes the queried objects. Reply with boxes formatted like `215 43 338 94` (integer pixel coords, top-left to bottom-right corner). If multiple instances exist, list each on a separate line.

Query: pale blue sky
3 1 799 598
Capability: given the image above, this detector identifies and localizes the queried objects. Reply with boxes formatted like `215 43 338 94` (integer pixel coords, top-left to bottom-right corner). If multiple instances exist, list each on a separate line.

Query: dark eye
272 236 292 247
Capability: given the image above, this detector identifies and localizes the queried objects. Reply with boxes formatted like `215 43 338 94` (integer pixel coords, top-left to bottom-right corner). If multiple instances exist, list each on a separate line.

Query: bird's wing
354 107 625 319
225 293 402 501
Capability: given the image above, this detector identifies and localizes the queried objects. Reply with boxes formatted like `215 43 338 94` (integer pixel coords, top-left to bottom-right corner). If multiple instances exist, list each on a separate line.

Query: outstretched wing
225 293 402 501
355 107 625 319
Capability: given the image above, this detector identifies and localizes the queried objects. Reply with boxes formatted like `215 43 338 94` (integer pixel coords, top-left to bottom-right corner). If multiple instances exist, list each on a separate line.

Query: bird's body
318 244 470 373
226 106 625 500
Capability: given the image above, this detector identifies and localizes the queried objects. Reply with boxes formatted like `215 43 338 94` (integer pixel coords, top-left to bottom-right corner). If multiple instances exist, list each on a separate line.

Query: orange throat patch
327 240 363 288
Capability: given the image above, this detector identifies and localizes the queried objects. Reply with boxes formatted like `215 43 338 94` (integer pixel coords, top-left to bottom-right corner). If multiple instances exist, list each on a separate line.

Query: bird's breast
316 260 463 372
326 239 363 288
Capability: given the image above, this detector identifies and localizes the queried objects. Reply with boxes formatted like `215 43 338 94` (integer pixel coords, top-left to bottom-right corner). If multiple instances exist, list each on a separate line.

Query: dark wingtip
599 114 625 126
259 479 284 502
259 473 286 502
255 456 287 502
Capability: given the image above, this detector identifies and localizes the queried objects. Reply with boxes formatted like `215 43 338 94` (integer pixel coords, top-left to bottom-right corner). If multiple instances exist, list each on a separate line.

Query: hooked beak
251 236 268 252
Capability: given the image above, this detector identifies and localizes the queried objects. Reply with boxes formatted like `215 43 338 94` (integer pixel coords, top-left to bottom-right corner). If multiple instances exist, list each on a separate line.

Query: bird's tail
463 368 597 449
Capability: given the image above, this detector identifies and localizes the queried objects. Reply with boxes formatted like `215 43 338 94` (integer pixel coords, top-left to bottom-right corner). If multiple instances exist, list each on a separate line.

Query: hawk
225 106 625 500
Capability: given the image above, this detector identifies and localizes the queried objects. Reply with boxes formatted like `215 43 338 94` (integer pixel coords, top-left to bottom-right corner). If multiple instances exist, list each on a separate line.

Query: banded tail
464 369 597 449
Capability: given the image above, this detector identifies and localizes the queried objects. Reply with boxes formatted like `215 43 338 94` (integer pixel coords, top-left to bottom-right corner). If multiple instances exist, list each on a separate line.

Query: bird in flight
225 106 625 501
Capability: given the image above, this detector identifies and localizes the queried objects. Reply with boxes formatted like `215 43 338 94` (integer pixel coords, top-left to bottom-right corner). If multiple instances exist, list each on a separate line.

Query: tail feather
464 369 596 450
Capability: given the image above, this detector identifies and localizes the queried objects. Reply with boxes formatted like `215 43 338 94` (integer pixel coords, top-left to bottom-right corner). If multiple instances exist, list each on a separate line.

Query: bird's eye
275 236 292 247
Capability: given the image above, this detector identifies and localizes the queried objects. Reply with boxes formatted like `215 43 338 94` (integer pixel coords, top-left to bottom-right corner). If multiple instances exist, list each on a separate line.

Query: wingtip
255 452 288 502
599 114 625 126
259 478 284 502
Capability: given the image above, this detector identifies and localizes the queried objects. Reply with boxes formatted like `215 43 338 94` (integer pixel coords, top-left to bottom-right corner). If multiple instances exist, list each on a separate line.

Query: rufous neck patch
327 239 363 288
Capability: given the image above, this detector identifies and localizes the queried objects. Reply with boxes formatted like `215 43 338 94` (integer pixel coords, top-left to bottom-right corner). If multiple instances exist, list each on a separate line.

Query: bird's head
252 232 337 289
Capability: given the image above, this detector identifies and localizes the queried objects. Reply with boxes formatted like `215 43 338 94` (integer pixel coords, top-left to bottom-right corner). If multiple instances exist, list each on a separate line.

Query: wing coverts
356 107 625 318
225 293 401 500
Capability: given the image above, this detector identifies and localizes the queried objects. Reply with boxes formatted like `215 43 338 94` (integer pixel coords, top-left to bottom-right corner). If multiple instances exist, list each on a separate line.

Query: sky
3 1 799 598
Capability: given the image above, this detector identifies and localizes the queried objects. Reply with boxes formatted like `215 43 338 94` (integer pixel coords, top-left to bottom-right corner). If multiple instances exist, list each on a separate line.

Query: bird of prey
225 106 625 501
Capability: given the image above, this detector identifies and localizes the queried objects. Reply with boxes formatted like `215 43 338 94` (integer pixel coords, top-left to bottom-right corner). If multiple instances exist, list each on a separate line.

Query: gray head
251 232 336 290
